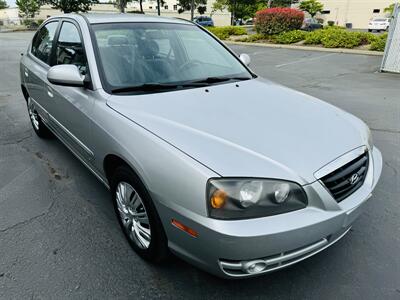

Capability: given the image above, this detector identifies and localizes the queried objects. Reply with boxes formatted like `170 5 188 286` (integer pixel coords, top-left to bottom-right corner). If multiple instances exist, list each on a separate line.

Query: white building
302 0 395 29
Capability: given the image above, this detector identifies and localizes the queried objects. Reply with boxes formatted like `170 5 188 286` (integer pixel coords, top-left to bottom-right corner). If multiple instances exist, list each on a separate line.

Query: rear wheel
27 97 53 138
110 166 169 262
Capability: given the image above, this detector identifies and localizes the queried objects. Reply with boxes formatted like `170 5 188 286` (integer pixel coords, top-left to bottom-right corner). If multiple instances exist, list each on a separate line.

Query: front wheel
111 166 169 262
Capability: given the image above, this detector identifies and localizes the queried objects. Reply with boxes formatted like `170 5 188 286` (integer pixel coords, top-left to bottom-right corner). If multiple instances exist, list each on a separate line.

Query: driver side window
55 22 87 75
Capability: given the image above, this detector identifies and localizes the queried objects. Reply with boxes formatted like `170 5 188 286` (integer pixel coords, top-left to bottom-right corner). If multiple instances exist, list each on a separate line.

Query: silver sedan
20 13 382 278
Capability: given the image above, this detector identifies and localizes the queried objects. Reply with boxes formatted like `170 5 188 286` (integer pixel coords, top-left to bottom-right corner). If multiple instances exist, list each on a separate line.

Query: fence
381 3 400 73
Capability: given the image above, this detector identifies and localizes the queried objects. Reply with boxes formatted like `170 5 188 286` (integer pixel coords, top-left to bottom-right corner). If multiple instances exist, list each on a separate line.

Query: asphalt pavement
0 31 399 299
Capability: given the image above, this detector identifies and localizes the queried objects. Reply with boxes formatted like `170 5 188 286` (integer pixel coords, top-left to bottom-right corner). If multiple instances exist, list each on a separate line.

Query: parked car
368 17 390 32
193 16 214 27
301 18 323 31
244 18 254 25
20 14 382 279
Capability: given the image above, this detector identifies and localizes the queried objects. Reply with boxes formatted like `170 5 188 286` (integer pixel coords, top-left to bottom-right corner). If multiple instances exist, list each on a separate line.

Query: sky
6 0 15 8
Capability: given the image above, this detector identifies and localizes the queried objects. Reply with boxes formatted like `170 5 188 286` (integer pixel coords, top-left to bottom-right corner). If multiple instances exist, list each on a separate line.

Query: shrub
255 7 304 35
207 26 247 40
304 29 325 44
274 30 308 44
37 19 44 26
323 25 345 30
370 33 388 51
320 29 361 48
239 33 270 42
355 32 378 45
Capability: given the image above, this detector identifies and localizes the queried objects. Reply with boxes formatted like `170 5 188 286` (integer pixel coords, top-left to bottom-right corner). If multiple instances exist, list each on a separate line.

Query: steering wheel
178 60 202 73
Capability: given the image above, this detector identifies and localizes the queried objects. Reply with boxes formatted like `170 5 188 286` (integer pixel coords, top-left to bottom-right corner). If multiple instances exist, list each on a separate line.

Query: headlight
207 178 308 220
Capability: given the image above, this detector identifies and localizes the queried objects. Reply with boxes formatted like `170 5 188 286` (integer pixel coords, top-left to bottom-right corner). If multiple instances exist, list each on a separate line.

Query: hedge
255 8 304 35
274 30 307 44
370 33 388 51
240 28 387 51
207 26 247 40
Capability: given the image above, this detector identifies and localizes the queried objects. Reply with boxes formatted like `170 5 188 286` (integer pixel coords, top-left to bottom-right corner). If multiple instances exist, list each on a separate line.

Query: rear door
43 19 95 162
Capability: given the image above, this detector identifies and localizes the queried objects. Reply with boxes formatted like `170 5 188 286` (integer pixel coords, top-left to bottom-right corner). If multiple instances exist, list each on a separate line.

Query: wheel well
21 85 29 102
103 154 132 182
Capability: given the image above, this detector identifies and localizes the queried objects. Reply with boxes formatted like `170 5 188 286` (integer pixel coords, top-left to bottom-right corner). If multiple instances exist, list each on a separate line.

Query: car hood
107 79 368 184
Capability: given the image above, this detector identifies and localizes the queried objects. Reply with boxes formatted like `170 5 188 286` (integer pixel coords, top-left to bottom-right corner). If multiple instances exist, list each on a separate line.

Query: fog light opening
242 260 268 274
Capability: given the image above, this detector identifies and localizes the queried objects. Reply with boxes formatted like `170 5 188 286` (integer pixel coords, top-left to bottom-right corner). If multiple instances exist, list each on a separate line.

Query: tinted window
56 22 87 75
31 21 58 64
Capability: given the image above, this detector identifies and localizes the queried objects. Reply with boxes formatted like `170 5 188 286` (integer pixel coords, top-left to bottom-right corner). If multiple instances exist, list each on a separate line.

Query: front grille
321 152 369 202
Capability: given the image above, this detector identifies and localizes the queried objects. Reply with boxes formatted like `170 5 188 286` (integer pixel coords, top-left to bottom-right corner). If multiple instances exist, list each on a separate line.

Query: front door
44 20 94 163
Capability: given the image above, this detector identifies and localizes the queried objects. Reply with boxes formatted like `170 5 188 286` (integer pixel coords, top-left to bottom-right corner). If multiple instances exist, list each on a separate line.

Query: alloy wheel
115 181 151 249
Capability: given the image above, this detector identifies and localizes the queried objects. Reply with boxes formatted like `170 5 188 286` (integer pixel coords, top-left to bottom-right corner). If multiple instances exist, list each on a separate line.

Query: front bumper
157 147 383 278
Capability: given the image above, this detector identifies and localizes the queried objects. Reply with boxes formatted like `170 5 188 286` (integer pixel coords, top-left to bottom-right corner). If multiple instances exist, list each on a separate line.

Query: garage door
381 4 400 73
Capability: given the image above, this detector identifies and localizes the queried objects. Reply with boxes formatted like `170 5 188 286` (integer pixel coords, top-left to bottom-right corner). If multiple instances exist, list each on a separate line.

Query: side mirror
47 64 85 87
239 53 251 66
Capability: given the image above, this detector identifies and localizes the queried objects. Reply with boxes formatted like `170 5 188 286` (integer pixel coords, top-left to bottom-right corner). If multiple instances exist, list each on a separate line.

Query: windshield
92 22 252 94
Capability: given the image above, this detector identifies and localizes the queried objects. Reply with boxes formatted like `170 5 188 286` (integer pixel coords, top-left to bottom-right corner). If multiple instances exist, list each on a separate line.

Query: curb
225 41 384 56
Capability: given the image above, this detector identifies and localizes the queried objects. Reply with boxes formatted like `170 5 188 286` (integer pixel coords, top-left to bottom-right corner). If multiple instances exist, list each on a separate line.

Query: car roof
48 13 193 25
84 13 193 25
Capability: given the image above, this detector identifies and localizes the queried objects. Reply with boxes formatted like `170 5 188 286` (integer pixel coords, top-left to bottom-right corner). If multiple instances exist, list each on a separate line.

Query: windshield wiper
111 82 208 94
189 76 251 85
111 83 181 94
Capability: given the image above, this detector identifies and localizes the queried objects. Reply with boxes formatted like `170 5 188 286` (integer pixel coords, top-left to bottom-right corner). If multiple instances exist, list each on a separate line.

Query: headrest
107 35 129 46
139 39 159 58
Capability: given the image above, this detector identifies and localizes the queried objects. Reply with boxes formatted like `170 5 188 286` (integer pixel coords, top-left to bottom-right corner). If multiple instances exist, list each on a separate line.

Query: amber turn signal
171 219 198 238
211 189 227 209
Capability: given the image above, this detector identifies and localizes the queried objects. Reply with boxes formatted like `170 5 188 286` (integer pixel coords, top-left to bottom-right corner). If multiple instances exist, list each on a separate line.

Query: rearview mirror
47 65 85 87
239 53 251 66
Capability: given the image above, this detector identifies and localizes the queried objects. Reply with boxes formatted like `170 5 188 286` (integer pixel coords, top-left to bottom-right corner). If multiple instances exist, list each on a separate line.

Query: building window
321 10 330 14
373 9 380 13
149 6 152 9
164 5 168 9
173 5 177 10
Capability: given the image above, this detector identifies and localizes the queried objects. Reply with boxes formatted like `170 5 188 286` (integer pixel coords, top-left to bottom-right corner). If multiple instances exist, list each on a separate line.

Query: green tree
212 0 265 24
0 0 9 9
384 3 395 15
44 0 99 13
267 0 292 8
299 0 323 18
16 0 40 18
115 0 131 12
177 0 207 15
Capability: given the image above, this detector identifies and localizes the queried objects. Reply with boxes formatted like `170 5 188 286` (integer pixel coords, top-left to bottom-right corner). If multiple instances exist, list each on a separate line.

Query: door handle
24 68 29 77
47 87 54 98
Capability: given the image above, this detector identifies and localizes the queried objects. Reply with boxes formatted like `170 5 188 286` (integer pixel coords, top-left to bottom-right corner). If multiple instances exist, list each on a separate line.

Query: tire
27 97 53 138
368 29 372 32
110 166 169 262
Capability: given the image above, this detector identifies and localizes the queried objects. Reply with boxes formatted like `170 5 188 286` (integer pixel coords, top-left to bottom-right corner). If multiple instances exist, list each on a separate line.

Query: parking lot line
275 53 337 68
